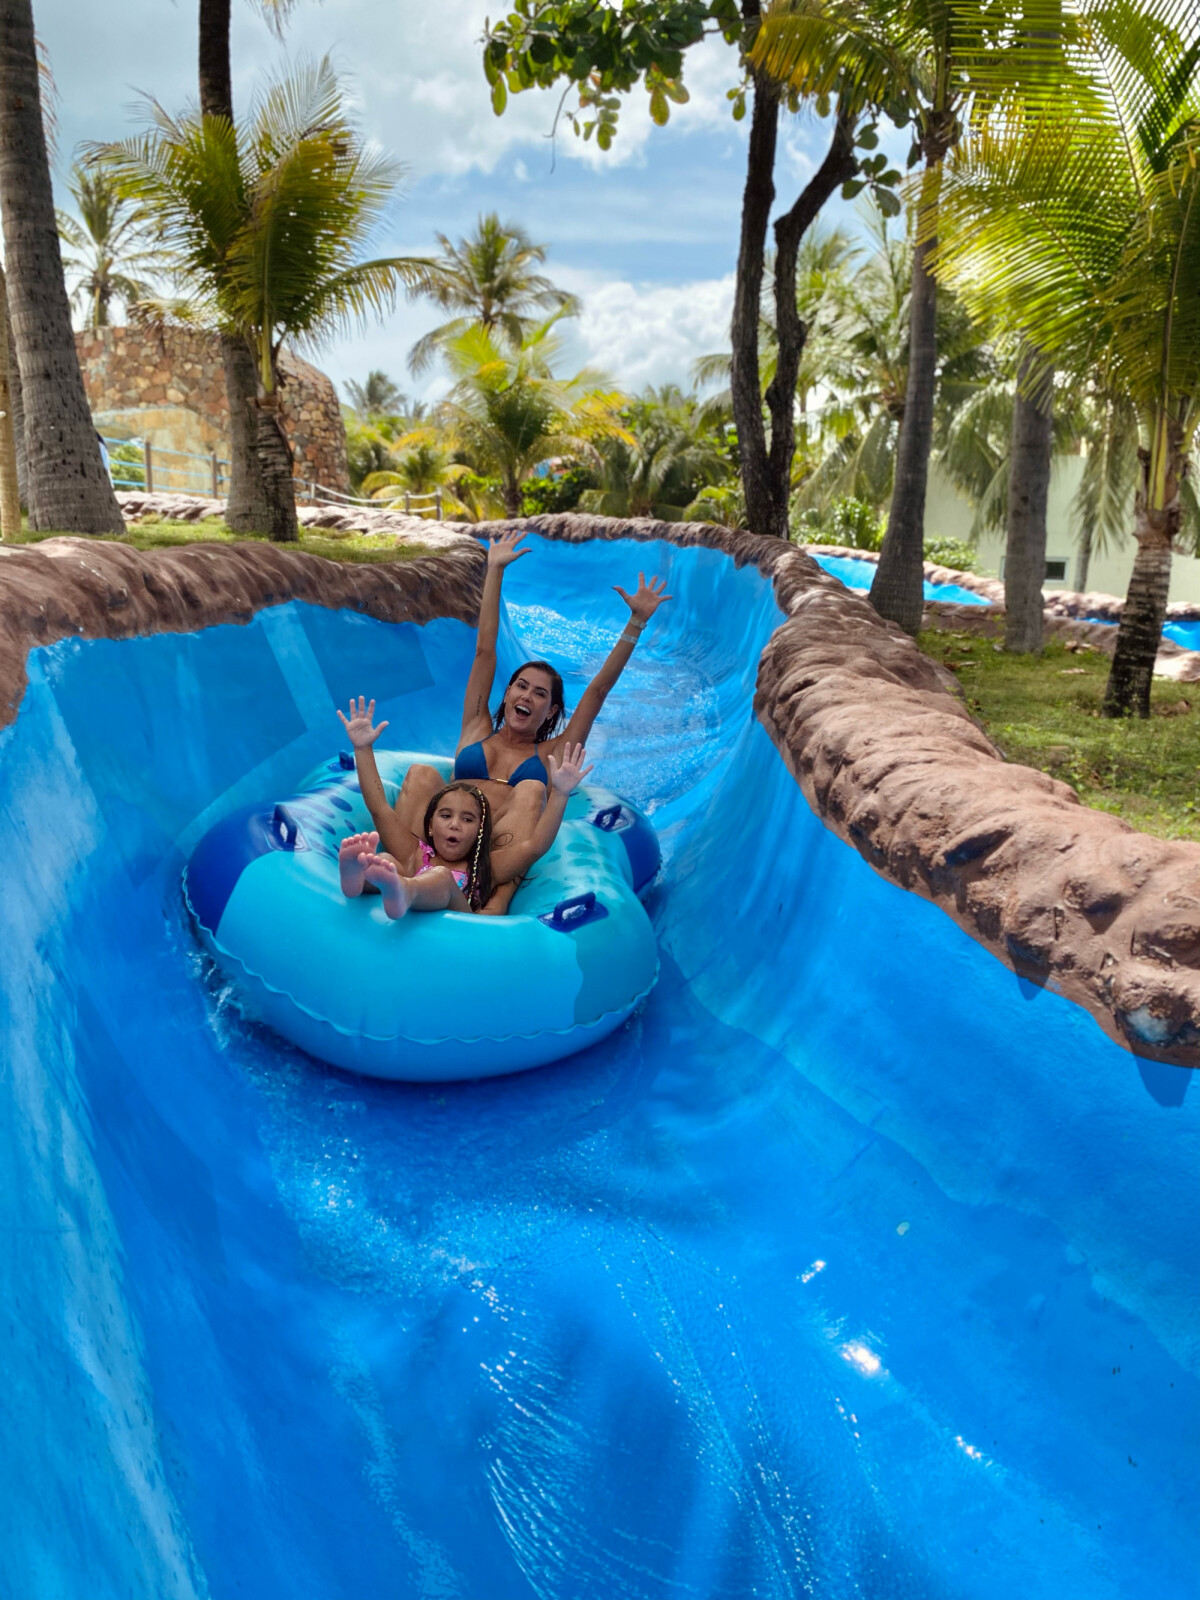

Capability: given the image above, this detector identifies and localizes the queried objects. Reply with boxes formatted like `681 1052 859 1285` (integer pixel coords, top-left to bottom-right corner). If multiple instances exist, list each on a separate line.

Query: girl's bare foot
338 831 379 898
362 853 411 920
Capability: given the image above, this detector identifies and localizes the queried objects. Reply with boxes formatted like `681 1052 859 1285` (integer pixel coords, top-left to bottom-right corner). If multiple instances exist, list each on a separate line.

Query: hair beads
466 787 487 909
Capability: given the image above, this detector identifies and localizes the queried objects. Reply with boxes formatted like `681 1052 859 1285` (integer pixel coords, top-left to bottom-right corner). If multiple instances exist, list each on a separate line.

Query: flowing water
0 534 1195 1599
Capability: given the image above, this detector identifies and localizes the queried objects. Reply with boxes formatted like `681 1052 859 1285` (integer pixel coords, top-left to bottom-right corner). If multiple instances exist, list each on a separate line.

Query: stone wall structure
3 512 1200 1067
75 326 350 495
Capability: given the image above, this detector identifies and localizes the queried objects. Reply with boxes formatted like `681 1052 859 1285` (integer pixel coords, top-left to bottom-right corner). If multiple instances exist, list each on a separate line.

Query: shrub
923 536 979 573
792 496 885 550
106 440 146 490
522 462 593 514
684 483 746 529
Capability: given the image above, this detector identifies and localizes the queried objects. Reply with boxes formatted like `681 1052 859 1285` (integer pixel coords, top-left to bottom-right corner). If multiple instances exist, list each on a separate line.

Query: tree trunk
1003 349 1055 654
1075 522 1093 593
1102 441 1181 718
730 67 779 539
198 0 233 120
221 333 274 530
199 0 273 532
764 106 857 540
870 121 956 634
869 228 938 633
0 0 122 534
0 262 22 537
254 393 299 542
4 269 27 509
502 471 522 517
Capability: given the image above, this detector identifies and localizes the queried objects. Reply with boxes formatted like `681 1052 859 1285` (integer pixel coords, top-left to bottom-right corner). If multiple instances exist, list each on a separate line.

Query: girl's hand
547 741 593 796
487 529 529 570
614 572 672 624
336 695 389 749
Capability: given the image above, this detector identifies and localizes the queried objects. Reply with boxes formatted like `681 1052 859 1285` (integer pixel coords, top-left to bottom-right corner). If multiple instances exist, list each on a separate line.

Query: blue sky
40 0 859 404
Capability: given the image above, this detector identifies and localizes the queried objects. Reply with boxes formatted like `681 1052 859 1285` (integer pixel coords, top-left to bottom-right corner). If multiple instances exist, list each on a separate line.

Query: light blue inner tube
183 751 661 1081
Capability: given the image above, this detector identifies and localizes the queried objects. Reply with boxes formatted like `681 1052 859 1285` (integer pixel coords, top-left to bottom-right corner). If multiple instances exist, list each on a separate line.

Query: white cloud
40 0 736 182
275 0 743 180
312 271 736 401
39 0 751 398
565 273 736 393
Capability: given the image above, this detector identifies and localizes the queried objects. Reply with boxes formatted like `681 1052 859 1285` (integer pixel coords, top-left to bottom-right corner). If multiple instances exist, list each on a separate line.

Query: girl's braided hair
422 781 493 912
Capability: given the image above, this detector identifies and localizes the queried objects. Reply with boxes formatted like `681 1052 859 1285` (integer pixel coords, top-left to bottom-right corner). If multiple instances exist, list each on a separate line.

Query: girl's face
503 667 557 738
429 795 481 863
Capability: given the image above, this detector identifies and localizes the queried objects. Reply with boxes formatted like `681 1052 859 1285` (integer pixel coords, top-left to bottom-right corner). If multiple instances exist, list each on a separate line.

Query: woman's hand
336 695 389 749
547 741 593 796
614 572 673 625
487 529 529 570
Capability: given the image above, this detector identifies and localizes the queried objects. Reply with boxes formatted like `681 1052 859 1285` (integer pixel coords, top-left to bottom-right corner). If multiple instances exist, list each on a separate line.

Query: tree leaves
483 1 744 143
91 59 428 393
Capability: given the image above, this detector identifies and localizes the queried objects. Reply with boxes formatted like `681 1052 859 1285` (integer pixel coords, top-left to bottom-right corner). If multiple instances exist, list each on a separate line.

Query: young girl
336 695 591 919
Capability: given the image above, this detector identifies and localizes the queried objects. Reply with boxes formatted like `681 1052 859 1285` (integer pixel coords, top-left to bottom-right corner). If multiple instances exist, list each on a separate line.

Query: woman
396 528 671 902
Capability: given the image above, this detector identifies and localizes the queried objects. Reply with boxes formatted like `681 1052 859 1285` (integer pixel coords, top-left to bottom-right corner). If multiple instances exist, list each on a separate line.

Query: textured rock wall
0 536 482 731
75 326 350 493
2 514 1199 1067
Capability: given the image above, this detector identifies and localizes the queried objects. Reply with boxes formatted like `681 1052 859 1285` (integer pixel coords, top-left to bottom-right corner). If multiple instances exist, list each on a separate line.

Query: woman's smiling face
503 666 558 739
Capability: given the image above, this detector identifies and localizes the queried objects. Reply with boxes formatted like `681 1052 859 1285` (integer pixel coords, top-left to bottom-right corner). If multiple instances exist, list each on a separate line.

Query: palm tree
755 0 1082 628
1070 390 1141 592
98 61 429 541
342 379 428 489
793 207 995 522
406 214 579 375
0 0 122 534
694 225 860 457
580 384 726 520
199 0 295 123
57 163 167 328
438 320 627 516
361 426 473 513
0 263 21 537
935 0 1200 716
198 0 297 532
1000 347 1056 652
344 370 407 416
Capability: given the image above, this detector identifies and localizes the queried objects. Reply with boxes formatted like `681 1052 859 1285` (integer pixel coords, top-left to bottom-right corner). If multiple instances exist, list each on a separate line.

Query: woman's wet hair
422 781 494 912
493 660 565 743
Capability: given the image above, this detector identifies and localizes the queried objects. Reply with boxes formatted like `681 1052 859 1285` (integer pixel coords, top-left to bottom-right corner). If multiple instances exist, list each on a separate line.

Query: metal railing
293 480 446 519
101 439 446 520
101 435 228 498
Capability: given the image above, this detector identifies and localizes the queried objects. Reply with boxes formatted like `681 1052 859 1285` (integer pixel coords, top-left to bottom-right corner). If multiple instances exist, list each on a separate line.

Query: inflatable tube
183 751 660 1081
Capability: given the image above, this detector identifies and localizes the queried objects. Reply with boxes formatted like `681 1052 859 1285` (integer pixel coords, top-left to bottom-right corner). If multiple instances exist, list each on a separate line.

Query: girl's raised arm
337 697 413 863
459 530 529 748
560 573 672 748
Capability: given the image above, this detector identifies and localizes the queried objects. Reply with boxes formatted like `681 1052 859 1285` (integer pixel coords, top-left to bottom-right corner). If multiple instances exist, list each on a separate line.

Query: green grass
920 630 1200 841
6 516 435 564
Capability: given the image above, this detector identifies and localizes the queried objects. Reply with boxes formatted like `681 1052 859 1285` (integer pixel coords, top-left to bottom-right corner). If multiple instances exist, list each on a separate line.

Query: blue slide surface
1 534 1196 1599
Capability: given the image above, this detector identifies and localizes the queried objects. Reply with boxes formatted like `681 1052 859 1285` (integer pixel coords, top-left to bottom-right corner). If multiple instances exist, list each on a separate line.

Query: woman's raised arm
458 530 529 748
560 573 672 748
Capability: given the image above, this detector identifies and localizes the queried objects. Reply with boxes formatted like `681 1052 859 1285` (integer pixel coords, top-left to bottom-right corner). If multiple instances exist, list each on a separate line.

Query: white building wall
924 459 1200 605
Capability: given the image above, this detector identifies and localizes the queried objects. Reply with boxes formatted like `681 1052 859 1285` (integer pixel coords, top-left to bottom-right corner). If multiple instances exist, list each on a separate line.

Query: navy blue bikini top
454 739 549 788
